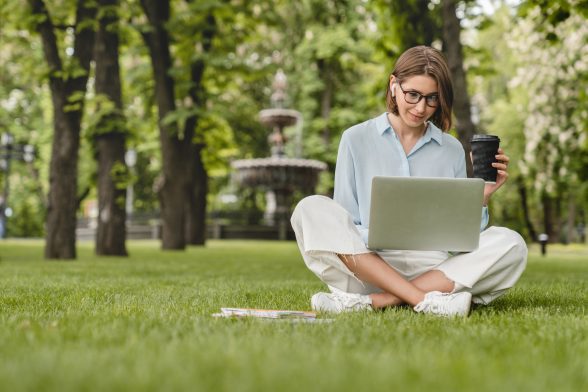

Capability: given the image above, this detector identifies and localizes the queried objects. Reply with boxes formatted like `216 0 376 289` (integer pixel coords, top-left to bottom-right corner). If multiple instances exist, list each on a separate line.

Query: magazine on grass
213 307 317 319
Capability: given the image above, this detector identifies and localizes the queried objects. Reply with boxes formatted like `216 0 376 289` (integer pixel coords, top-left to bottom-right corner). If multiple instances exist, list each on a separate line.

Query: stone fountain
231 70 327 240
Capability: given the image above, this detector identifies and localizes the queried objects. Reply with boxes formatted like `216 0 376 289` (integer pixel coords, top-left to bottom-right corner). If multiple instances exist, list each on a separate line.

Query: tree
441 0 476 176
508 6 588 242
371 0 439 60
469 1 588 242
139 0 223 249
139 0 254 247
176 3 218 246
466 4 537 239
93 0 128 255
139 0 189 249
0 3 49 239
28 0 97 259
370 0 476 174
266 0 379 195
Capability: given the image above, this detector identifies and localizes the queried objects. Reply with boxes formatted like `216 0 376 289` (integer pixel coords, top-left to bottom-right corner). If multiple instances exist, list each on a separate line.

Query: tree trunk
542 193 559 243
29 0 97 260
186 143 208 245
184 10 216 246
441 0 476 177
95 135 127 255
141 0 189 250
390 0 438 50
94 0 128 256
516 176 537 242
564 193 576 244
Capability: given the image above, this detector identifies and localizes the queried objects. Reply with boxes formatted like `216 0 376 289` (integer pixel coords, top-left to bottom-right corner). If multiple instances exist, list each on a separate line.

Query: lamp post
124 148 137 223
0 132 35 239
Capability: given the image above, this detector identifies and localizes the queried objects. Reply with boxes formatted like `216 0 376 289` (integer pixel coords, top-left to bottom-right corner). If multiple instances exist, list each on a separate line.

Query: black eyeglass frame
397 82 440 108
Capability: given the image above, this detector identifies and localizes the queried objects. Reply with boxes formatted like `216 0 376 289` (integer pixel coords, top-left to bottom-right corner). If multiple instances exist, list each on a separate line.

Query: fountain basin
231 157 327 193
259 108 299 128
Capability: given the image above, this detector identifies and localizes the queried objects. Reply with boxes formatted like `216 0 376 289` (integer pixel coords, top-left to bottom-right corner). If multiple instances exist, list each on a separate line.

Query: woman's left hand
483 148 509 205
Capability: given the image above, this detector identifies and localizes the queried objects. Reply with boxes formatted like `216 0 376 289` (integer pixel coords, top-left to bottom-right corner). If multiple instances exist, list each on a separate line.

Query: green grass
1 240 587 392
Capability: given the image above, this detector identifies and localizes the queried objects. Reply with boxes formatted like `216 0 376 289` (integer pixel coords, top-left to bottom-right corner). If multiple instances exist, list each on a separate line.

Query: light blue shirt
333 112 489 243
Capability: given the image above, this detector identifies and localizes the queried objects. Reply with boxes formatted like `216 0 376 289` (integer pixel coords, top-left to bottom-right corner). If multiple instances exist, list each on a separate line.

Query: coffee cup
470 134 500 183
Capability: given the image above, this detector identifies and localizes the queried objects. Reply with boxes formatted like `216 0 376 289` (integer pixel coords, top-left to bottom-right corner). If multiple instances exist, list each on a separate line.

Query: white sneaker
311 292 372 313
413 291 472 317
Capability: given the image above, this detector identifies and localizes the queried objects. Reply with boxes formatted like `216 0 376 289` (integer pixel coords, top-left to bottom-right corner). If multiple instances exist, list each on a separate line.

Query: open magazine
213 307 318 319
213 307 336 323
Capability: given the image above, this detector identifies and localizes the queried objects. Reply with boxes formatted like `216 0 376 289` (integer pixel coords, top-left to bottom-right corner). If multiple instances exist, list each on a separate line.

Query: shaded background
0 0 586 259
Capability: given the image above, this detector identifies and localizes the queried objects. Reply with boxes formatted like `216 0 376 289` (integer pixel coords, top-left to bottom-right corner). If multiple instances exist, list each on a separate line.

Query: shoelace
414 292 449 313
333 293 368 310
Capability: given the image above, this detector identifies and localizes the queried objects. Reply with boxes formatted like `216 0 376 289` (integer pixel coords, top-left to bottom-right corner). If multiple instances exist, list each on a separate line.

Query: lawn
0 239 587 392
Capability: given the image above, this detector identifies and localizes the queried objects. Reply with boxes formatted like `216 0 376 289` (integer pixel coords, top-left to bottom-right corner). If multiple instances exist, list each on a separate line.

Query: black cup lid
471 134 500 142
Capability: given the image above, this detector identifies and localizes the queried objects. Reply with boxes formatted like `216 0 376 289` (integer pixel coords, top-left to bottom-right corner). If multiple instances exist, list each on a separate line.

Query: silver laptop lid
367 176 485 252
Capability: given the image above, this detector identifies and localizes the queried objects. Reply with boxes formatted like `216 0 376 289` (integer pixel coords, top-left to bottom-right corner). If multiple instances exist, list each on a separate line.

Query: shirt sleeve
333 134 369 242
480 206 489 231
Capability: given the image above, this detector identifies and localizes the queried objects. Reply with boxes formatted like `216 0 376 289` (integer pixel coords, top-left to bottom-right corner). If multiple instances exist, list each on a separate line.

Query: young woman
291 46 527 317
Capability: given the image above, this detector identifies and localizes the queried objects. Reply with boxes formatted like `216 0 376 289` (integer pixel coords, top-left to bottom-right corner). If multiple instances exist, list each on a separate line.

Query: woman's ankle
369 292 403 309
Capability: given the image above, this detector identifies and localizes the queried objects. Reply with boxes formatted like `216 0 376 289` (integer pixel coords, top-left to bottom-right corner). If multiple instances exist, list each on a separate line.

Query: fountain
231 70 327 240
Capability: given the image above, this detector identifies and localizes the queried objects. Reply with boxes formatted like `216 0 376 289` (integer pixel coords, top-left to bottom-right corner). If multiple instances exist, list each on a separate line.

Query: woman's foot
413 291 472 317
311 292 372 313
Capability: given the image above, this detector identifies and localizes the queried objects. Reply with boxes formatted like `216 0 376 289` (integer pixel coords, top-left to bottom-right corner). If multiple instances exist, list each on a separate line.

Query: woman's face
391 74 439 130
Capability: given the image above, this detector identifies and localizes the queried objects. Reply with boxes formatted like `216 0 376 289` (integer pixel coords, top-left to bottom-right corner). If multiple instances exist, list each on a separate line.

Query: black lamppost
0 132 35 238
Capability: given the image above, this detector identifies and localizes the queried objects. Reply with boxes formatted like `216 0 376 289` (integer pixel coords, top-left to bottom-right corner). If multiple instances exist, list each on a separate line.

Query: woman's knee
291 195 332 228
294 195 327 212
491 226 529 267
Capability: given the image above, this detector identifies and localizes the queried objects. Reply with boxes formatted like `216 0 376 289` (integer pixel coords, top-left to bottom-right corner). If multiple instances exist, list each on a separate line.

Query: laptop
367 176 485 252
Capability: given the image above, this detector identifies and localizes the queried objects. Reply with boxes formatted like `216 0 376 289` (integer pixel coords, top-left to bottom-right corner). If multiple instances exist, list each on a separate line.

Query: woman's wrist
483 195 490 206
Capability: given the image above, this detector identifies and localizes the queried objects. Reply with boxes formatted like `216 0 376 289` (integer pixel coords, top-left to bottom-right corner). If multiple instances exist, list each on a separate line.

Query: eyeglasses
397 82 439 108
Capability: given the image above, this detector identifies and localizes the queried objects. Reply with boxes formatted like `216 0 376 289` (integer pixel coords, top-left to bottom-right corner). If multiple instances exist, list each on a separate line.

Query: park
1 0 587 391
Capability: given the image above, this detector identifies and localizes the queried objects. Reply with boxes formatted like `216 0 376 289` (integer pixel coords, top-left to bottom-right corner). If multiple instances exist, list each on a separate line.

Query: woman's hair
386 46 454 131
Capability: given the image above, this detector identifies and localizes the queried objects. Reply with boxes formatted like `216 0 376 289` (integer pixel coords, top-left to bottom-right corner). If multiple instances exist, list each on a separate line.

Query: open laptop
367 176 485 252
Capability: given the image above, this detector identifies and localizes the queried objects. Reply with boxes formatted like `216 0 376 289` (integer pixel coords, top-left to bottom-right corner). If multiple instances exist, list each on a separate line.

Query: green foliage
466 5 532 234
130 150 160 213
84 94 128 137
467 3 588 241
519 0 588 27
110 160 132 191
0 240 587 391
5 198 44 238
0 3 52 237
63 90 87 112
370 0 441 61
271 0 383 170
3 0 586 240
3 169 45 238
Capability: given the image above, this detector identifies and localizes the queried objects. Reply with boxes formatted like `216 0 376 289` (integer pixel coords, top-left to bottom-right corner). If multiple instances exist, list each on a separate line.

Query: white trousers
291 195 528 305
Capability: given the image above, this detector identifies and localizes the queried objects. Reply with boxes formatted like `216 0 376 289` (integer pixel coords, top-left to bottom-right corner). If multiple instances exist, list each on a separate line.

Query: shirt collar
376 112 444 146
424 121 444 145
375 112 392 135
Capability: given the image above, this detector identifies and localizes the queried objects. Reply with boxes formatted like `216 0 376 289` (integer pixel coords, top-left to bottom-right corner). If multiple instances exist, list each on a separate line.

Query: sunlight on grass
1 239 587 391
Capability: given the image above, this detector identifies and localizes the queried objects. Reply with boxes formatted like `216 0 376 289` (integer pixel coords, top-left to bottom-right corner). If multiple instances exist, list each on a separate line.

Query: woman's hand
482 148 509 205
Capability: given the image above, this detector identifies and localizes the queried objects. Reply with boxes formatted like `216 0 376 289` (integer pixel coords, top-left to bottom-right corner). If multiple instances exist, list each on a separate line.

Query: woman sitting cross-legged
290 46 528 317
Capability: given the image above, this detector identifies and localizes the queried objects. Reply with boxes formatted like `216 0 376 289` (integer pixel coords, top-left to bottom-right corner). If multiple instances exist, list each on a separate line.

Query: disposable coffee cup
470 134 500 183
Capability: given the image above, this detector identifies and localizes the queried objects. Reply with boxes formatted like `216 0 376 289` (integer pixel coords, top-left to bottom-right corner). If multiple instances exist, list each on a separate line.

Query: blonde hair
385 46 453 131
